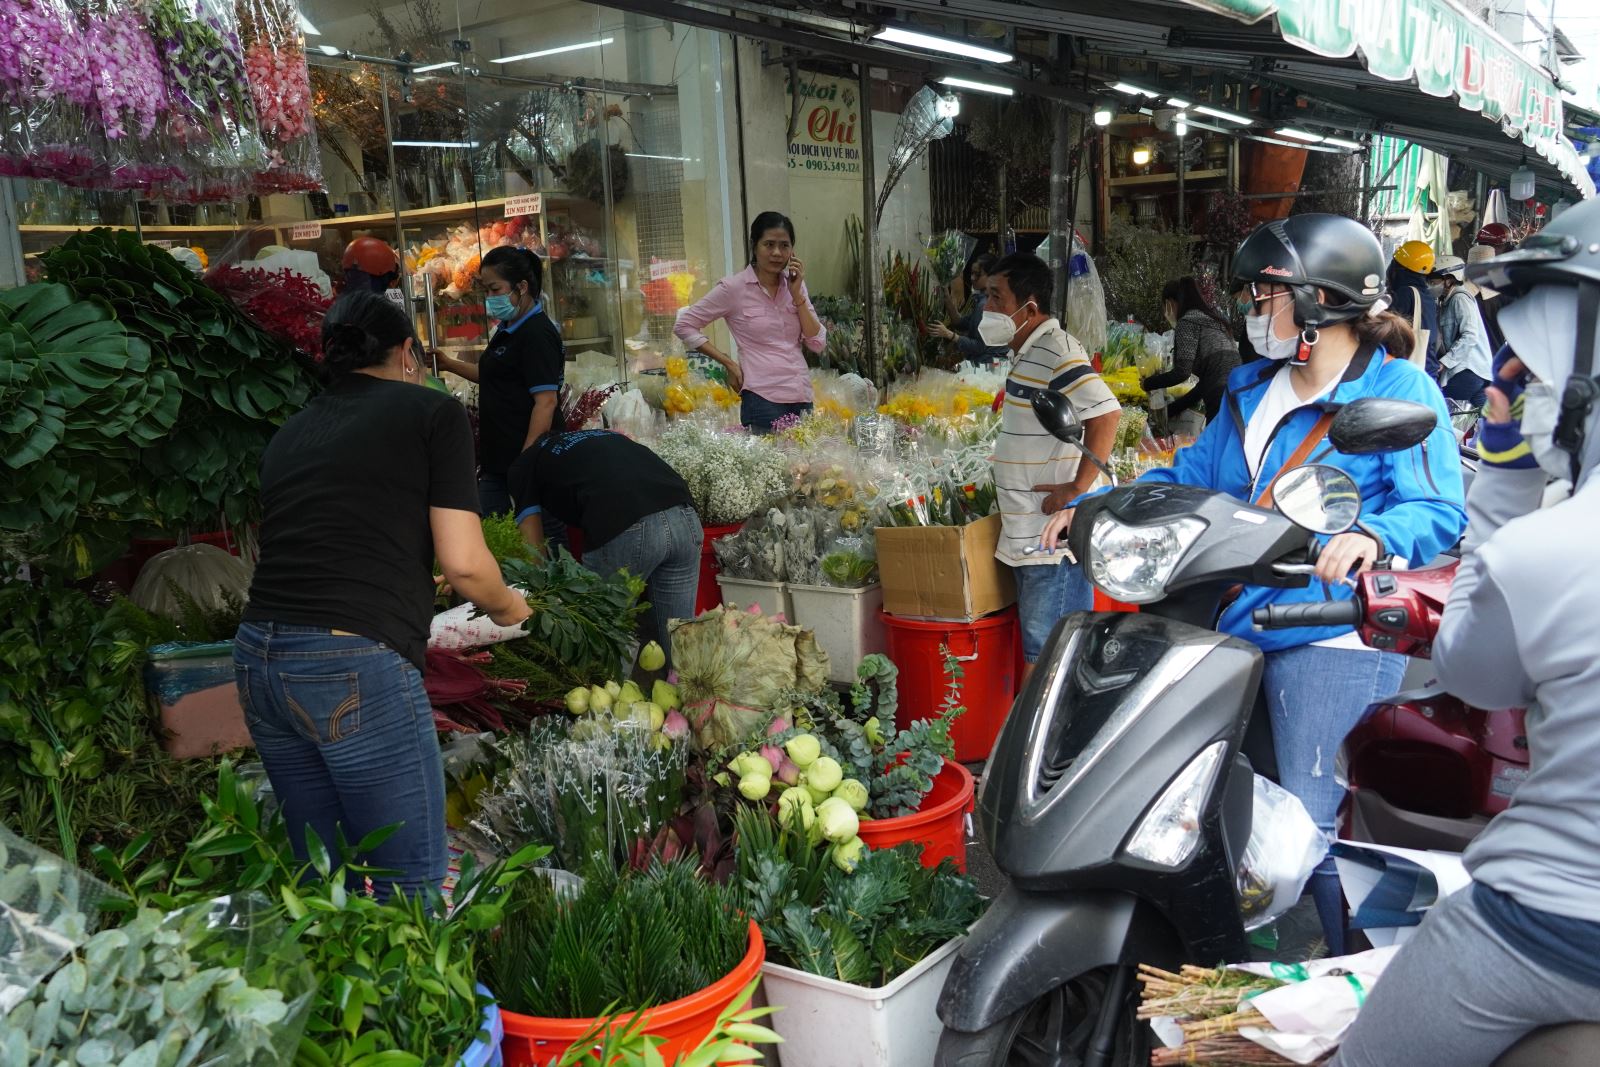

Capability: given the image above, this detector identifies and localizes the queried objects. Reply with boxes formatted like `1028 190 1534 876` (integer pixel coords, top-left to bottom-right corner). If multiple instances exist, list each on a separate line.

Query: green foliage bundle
94 762 543 1067
1099 219 1199 331
33 228 315 572
733 809 980 988
552 980 780 1067
480 859 749 1019
0 573 217 870
486 551 649 701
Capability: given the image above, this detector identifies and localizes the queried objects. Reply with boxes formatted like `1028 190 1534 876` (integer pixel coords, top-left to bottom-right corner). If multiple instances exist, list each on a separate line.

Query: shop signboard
1185 0 1594 197
290 223 322 241
504 193 543 218
786 73 864 181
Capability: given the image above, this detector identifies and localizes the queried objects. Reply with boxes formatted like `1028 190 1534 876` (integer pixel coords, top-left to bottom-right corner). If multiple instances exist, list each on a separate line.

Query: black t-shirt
508 430 694 551
477 306 565 477
244 375 480 671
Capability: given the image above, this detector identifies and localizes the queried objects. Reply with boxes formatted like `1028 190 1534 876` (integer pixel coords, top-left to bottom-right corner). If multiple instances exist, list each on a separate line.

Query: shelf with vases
1107 168 1229 189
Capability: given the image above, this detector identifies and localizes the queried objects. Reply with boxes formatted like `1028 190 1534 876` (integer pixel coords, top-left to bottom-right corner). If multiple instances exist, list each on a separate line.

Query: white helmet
1429 255 1466 283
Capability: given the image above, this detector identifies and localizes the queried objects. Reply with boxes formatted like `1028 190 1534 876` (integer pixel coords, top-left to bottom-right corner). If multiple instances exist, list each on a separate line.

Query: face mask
1246 304 1300 361
485 294 517 321
1428 283 1446 299
978 306 1025 347
1519 380 1574 479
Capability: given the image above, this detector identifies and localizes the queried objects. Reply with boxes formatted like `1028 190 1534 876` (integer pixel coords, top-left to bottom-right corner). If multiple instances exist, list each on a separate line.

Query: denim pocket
278 672 362 743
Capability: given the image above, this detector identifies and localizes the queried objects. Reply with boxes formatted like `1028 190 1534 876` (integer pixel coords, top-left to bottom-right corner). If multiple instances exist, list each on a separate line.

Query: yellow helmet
1393 240 1435 274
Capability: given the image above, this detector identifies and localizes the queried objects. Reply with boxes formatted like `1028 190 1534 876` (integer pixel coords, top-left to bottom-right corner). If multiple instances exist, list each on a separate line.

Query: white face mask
979 304 1027 347
1246 303 1300 361
1519 380 1573 479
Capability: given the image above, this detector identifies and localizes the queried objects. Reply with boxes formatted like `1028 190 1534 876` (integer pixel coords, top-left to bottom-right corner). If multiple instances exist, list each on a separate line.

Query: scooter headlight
1087 515 1206 604
1123 740 1227 868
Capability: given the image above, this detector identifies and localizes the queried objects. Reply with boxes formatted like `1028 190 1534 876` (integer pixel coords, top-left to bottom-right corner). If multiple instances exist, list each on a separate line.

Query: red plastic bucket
500 920 764 1066
882 609 1019 763
857 760 975 870
696 522 742 615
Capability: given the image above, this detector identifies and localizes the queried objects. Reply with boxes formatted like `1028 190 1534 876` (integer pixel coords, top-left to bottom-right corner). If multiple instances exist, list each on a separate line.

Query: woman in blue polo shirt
434 247 565 515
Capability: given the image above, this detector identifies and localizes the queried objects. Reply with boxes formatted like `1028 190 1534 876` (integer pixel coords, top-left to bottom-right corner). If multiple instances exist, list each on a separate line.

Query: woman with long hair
1042 215 1467 953
673 211 827 433
1144 275 1240 425
238 290 530 900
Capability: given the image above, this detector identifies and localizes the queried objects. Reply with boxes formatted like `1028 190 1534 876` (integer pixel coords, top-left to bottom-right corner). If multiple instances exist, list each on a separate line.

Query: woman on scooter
1333 201 1600 1067
1040 214 1466 954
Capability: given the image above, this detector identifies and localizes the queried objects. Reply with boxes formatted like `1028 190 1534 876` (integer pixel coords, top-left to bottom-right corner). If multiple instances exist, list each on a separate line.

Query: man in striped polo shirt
986 253 1121 677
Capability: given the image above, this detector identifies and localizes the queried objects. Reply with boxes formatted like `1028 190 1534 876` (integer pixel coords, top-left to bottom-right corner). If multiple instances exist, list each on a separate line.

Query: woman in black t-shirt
433 247 565 516
238 291 530 900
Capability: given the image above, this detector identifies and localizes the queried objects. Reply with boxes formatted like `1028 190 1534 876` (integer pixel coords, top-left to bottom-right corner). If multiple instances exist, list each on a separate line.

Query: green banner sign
1186 0 1593 197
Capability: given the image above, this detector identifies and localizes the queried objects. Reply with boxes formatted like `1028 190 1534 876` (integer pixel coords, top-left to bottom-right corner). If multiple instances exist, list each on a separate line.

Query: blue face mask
485 294 517 321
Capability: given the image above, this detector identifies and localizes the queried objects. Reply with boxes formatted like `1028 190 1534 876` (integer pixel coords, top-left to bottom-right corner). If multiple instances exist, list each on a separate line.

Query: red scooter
1337 561 1529 851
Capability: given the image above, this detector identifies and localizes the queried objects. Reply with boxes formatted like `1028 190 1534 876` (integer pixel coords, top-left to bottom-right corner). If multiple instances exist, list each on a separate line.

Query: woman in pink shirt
673 212 827 433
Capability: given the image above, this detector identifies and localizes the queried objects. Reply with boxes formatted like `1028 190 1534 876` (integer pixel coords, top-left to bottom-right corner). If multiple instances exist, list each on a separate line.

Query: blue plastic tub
460 984 506 1067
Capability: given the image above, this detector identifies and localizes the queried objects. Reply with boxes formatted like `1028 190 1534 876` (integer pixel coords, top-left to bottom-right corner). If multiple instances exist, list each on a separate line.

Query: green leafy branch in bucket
553 977 782 1066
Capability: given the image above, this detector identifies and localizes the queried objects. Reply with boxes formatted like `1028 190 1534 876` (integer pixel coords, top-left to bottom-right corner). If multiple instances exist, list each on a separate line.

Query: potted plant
731 813 983 1067
479 860 766 1067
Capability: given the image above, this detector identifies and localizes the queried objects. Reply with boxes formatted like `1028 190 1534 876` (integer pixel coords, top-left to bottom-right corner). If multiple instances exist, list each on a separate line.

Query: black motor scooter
934 391 1438 1066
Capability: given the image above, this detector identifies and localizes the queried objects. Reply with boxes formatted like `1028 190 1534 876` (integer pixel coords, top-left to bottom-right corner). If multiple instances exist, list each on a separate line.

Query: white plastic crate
715 576 794 621
760 935 962 1067
787 583 887 684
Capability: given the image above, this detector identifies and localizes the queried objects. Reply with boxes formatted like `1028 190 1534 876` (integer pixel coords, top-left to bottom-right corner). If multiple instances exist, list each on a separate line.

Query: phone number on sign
788 158 859 173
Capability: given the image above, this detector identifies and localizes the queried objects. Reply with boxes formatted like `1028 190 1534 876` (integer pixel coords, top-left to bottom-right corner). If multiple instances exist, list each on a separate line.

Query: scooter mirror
1271 463 1362 535
1329 397 1438 454
1031 389 1084 443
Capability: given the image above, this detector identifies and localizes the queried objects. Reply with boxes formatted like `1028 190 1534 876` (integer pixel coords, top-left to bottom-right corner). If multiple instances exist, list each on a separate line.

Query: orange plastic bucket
1093 590 1139 613
696 522 742 615
882 609 1019 762
500 920 765 1067
857 760 975 870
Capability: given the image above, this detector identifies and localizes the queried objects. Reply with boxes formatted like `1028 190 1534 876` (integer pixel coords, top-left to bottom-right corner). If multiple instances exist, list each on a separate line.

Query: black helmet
1465 198 1600 297
1231 214 1387 335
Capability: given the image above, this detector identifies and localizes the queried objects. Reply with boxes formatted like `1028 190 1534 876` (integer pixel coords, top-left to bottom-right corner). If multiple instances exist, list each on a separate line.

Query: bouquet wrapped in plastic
924 229 977 288
670 604 829 749
0 826 115 1014
236 0 321 192
653 423 789 526
85 0 180 188
0 0 102 181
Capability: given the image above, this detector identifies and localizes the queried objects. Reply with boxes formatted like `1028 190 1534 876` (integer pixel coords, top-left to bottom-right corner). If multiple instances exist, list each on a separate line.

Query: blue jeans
1442 369 1489 409
740 390 812 435
478 473 512 517
1262 643 1406 951
581 505 703 668
233 622 445 900
1012 560 1093 663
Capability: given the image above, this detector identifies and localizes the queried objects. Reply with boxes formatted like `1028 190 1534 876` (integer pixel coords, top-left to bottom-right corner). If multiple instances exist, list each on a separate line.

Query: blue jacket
1106 347 1467 651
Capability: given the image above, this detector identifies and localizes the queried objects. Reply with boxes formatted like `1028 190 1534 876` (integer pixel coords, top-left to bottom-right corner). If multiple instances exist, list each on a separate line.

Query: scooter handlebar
1252 599 1363 631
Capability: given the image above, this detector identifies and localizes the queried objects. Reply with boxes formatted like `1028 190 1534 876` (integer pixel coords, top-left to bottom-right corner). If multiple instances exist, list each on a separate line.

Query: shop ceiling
578 0 1589 197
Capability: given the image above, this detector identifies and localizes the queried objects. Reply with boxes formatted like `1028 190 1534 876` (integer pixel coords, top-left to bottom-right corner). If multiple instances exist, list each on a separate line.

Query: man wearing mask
987 252 1120 679
1430 255 1493 408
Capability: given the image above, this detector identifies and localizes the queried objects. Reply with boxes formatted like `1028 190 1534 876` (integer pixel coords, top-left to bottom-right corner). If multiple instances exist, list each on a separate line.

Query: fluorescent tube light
493 37 613 64
298 14 319 35
1111 81 1159 97
626 153 692 162
938 76 1014 97
1276 127 1324 143
392 140 481 148
1194 104 1252 125
413 61 459 73
1321 134 1363 150
315 44 344 56
1167 96 1192 108
873 26 1013 64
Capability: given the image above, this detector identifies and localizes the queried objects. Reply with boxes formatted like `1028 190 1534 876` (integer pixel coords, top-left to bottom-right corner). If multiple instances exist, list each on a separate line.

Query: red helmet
1475 222 1513 249
342 236 400 276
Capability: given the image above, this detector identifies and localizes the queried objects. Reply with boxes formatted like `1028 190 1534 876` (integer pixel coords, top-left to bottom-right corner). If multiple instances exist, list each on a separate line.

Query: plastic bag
603 387 661 441
1237 774 1327 930
85 0 183 189
925 229 977 287
0 0 101 182
429 592 532 651
129 543 253 621
2 892 314 1066
1064 235 1108 356
0 826 118 1015
819 530 877 588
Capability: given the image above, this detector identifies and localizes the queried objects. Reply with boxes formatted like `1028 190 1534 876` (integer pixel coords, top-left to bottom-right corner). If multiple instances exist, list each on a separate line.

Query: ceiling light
1194 104 1251 125
1510 163 1536 201
1276 127 1324 143
1320 134 1363 151
493 37 613 64
873 26 1013 64
315 44 344 57
938 76 1014 97
393 140 481 148
1131 145 1153 166
1175 112 1189 138
413 61 459 73
935 93 961 119
1111 81 1159 97
298 13 319 35
1093 98 1114 127
1167 96 1192 108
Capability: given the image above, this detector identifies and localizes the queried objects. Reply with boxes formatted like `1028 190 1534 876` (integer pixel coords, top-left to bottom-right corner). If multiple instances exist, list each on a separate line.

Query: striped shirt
993 318 1120 567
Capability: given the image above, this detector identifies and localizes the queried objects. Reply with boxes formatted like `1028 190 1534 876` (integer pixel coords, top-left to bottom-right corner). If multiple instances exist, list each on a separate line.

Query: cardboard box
874 514 1017 621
